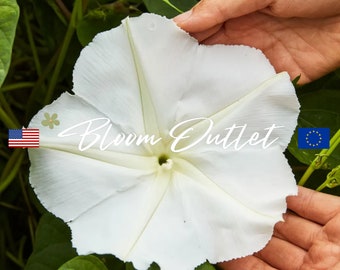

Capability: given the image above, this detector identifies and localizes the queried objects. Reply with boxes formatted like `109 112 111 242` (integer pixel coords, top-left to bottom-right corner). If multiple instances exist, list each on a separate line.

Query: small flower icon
41 113 60 129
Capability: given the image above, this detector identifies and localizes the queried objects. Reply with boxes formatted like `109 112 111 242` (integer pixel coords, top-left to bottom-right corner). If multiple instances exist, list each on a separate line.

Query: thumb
174 0 272 32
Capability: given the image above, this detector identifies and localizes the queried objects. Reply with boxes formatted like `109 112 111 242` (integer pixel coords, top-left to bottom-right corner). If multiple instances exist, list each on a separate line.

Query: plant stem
298 129 340 186
0 149 25 193
316 165 340 191
316 182 328 191
56 0 72 20
24 10 42 77
19 174 38 247
5 251 24 268
0 92 20 127
44 0 82 104
0 106 17 129
26 47 60 116
0 82 35 92
162 0 183 13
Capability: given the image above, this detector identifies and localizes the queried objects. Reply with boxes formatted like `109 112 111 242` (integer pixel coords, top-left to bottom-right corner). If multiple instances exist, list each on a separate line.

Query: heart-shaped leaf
58 255 108 270
0 0 19 87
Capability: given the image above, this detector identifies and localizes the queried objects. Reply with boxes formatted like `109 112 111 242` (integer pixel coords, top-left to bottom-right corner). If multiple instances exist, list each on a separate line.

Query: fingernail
174 10 192 24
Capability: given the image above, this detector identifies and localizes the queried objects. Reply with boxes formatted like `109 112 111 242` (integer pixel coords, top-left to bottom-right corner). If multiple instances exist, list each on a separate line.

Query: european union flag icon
298 128 330 149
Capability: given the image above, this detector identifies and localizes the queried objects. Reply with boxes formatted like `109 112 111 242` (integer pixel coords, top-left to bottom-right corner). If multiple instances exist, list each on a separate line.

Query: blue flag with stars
298 128 330 149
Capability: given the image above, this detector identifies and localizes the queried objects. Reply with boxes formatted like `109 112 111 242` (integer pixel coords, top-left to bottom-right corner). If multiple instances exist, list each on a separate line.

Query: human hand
218 186 340 270
174 0 340 84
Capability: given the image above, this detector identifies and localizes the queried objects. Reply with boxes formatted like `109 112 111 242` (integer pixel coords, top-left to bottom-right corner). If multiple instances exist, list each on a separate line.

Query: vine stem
0 92 20 127
0 82 35 92
162 0 183 13
5 251 25 268
0 149 25 192
0 105 17 129
316 165 340 191
24 9 42 77
298 129 340 186
316 182 328 191
44 0 83 104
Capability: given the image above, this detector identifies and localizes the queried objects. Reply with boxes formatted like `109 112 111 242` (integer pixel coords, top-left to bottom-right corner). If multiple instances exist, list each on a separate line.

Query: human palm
175 0 340 84
218 186 340 270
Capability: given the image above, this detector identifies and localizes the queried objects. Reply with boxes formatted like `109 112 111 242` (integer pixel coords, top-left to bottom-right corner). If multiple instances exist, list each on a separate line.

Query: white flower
28 13 300 270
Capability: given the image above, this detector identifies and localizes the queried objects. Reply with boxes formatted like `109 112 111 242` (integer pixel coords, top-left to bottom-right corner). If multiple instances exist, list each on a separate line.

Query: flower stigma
158 154 173 170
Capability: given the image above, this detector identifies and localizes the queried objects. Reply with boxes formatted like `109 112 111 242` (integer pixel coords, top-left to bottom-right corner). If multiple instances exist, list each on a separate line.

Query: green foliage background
0 0 339 269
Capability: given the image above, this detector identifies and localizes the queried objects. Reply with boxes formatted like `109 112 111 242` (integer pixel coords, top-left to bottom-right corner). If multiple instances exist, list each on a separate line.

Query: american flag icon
8 129 40 148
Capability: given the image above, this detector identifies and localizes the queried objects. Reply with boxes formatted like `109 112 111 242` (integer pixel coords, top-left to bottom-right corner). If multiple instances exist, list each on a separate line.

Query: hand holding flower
219 186 340 270
174 0 340 84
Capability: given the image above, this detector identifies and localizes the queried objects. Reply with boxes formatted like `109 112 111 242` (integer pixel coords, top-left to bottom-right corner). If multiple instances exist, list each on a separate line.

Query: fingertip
173 10 193 25
286 185 303 201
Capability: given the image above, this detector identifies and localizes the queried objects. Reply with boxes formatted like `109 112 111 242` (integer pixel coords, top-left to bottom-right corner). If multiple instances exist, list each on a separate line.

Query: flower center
158 154 173 170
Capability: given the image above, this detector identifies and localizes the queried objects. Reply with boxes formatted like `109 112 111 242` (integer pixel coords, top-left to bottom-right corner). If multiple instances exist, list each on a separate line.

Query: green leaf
288 88 340 169
196 261 216 270
77 6 129 47
95 254 126 270
143 0 197 18
25 213 77 270
0 0 19 87
148 262 160 270
58 255 108 270
125 262 136 270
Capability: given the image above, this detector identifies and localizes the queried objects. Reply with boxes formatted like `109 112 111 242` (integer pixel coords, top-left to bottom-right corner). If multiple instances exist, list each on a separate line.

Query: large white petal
72 27 145 135
118 14 283 135
170 72 299 153
29 93 152 155
67 147 294 270
72 13 294 140
128 148 297 269
29 148 156 222
69 169 172 269
28 93 157 222
179 146 297 218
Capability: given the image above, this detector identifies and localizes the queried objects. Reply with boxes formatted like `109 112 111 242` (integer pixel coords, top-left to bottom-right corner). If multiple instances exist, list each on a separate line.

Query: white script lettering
58 118 162 151
57 117 283 152
169 118 283 152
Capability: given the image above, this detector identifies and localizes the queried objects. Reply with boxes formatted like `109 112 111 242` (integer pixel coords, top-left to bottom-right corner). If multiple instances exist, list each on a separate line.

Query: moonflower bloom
28 13 300 270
